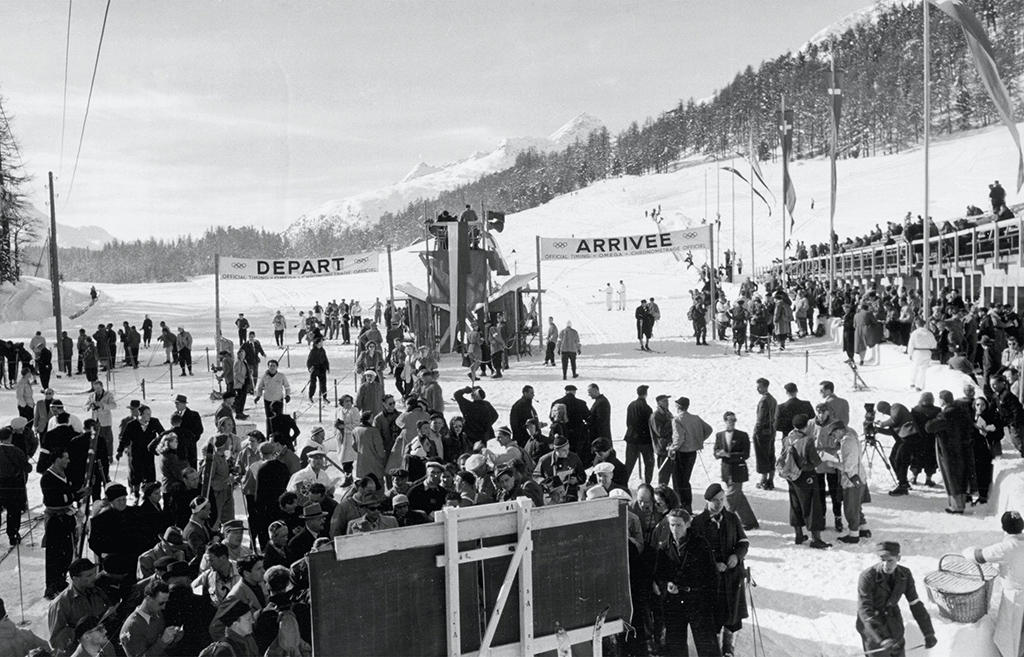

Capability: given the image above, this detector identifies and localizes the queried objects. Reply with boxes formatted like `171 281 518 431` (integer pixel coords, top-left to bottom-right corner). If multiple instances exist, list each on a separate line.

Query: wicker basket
924 553 999 623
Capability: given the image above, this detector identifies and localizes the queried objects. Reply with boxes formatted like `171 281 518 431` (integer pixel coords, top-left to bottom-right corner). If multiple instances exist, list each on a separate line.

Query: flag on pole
930 0 1024 191
721 166 772 216
486 210 506 233
778 109 797 229
829 63 842 228
447 221 470 353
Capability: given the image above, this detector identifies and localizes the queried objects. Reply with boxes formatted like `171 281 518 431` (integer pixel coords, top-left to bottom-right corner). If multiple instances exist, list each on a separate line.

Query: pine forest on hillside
8 0 1023 283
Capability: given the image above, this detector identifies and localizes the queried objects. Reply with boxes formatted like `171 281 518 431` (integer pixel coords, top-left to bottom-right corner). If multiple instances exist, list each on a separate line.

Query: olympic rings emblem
552 241 568 248
231 262 247 269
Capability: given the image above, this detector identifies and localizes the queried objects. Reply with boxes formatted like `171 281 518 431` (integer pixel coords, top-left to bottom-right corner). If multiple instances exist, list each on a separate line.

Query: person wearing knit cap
963 511 1024 657
182 496 212 559
856 541 936 656
779 414 830 550
88 484 138 578
692 482 750 656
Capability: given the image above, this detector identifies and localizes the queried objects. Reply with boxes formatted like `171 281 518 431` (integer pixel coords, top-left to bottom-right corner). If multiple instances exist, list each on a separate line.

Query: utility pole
48 172 63 343
922 0 932 309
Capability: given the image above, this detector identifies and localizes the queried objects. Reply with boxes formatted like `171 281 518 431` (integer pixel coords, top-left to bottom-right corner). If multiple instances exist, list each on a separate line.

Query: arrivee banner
538 226 712 261
219 252 380 279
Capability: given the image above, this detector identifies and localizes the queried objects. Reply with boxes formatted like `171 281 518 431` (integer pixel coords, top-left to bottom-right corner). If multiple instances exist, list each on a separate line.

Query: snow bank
0 276 91 332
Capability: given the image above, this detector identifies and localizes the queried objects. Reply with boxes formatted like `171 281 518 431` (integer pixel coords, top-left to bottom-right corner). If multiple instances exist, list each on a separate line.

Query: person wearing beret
856 541 936 657
692 483 749 657
963 511 1024 657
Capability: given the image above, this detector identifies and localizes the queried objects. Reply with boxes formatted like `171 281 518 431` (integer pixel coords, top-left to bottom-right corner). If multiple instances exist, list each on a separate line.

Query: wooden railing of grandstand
757 205 1024 282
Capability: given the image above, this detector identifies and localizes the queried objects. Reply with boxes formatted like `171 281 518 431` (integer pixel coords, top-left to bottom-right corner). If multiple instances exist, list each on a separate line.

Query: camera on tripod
862 402 877 445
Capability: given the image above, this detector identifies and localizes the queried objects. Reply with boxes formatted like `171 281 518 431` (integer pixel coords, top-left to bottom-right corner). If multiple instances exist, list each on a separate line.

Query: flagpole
922 0 931 311
730 156 736 271
780 94 787 284
749 137 755 276
535 235 543 337
716 154 721 263
704 167 708 224
828 55 838 306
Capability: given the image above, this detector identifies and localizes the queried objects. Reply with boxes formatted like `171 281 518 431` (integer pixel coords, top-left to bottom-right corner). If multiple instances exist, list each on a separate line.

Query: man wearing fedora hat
163 559 215 657
534 434 586 502
173 395 204 469
287 504 327 563
348 489 397 534
137 527 186 580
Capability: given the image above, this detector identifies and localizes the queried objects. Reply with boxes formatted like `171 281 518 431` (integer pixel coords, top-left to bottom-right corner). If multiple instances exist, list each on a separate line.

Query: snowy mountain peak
549 112 605 146
401 161 445 183
285 114 606 238
806 0 911 50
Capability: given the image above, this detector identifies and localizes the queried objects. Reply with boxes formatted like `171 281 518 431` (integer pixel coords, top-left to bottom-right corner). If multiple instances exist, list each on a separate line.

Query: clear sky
1 0 874 239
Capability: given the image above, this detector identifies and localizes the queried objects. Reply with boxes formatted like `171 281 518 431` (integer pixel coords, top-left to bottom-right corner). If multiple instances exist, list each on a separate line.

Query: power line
59 0 73 177
65 0 111 205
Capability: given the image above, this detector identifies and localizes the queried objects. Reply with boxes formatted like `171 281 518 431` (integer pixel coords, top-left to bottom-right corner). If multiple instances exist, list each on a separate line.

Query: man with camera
874 401 915 496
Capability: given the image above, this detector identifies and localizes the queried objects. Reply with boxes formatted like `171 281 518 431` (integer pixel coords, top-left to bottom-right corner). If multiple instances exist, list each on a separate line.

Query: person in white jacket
907 319 937 391
85 380 118 466
254 360 291 434
964 511 1024 657
821 421 869 545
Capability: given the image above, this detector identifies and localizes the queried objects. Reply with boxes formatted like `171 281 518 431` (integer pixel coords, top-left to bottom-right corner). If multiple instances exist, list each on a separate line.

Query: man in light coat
544 317 558 367
254 360 290 436
670 396 713 513
908 319 937 391
85 380 117 475
964 511 1024 657
556 321 581 380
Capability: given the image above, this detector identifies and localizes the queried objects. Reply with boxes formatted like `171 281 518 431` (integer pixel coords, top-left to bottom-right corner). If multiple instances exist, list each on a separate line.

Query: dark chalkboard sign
309 498 630 656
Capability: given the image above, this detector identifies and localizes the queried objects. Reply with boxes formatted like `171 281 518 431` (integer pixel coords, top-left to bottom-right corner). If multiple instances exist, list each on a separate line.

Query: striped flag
829 62 842 228
721 166 772 216
447 221 470 352
930 0 1023 191
777 109 797 229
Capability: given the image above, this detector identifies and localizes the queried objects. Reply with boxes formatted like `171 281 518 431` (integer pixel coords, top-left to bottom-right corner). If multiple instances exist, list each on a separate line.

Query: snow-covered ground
1 122 1022 655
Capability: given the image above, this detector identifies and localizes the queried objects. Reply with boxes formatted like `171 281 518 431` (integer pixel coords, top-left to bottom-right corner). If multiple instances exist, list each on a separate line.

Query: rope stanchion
169 362 174 389
142 379 147 401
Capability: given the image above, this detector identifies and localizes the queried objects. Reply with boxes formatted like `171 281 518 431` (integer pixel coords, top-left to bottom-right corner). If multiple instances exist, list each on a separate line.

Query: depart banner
219 252 380 279
538 226 712 261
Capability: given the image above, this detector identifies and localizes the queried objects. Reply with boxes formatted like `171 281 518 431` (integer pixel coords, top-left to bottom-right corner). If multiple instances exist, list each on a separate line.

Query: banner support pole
386 245 395 312
708 224 716 343
214 253 222 347
535 235 543 334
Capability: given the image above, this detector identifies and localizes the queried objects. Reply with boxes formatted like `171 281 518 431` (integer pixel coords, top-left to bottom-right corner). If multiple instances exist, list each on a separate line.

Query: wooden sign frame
311 497 630 656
